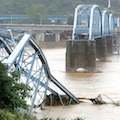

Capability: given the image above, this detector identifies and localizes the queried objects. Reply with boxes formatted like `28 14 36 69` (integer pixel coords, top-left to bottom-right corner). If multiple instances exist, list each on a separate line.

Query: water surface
35 48 120 120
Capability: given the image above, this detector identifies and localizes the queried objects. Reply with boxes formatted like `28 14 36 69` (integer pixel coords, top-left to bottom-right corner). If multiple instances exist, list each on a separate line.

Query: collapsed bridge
0 29 79 114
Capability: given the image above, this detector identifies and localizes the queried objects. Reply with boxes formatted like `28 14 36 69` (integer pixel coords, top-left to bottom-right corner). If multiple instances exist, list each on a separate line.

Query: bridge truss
72 4 102 40
72 4 117 41
0 29 79 114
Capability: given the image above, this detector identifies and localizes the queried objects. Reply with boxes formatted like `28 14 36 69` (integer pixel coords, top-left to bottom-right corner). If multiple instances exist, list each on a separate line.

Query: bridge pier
95 37 107 61
35 32 45 45
116 33 120 54
106 36 113 54
53 31 61 42
66 40 96 72
35 31 61 43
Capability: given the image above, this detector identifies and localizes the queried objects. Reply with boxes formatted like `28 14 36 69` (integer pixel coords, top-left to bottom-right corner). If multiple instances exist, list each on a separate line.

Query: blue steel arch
89 5 102 40
109 14 115 35
72 4 91 40
72 4 102 40
102 10 109 36
114 17 120 33
116 18 120 27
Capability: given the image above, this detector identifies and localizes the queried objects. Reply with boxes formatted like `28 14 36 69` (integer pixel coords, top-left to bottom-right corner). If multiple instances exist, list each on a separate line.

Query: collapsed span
0 29 79 114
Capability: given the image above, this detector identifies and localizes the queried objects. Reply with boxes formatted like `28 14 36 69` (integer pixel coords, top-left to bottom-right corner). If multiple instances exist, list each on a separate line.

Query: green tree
25 4 48 24
0 0 120 23
0 62 31 110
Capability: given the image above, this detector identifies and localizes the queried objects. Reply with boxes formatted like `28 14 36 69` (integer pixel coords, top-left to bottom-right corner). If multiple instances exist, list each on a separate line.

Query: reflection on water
35 47 120 120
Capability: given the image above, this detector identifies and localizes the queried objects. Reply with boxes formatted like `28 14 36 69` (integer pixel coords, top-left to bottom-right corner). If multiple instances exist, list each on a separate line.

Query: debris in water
78 94 120 106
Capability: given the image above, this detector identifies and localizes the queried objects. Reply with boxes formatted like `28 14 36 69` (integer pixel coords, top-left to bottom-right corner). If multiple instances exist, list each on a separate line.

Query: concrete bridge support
35 32 45 45
116 33 120 54
35 31 61 43
106 36 113 54
53 31 61 42
95 37 107 61
66 40 96 72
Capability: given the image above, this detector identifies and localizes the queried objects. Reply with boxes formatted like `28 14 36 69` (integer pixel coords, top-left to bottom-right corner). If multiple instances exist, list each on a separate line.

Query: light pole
38 13 42 25
108 0 111 8
40 14 42 25
8 12 12 24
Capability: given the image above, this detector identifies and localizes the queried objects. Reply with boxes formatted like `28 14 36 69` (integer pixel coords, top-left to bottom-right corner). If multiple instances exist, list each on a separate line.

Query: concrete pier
95 37 107 61
106 36 113 54
66 40 96 72
35 31 61 43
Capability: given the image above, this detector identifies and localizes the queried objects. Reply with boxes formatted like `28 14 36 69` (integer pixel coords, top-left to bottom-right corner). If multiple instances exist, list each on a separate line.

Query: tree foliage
0 0 120 15
0 109 37 120
0 62 31 110
0 0 120 24
25 4 49 24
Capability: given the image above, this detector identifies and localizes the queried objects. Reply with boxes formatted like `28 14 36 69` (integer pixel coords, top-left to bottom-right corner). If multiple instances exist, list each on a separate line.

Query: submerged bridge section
0 29 79 114
66 4 120 72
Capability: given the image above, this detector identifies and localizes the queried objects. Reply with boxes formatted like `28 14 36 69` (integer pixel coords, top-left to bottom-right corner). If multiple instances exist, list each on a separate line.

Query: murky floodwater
35 47 120 120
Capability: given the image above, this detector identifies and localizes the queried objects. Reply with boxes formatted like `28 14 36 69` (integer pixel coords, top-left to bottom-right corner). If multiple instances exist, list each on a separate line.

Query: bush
72 117 85 120
0 109 16 120
0 109 37 120
39 117 85 120
0 62 32 110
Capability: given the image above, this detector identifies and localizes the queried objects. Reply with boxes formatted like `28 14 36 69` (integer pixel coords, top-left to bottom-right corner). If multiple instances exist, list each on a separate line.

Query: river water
35 47 120 120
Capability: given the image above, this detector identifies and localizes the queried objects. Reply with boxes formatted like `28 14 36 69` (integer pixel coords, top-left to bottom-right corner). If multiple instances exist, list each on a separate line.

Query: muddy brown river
35 47 120 120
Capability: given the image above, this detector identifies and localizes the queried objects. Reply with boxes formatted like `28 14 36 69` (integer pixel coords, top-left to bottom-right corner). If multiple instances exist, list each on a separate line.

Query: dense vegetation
0 61 37 120
0 109 37 120
0 62 32 110
0 0 120 15
0 0 120 24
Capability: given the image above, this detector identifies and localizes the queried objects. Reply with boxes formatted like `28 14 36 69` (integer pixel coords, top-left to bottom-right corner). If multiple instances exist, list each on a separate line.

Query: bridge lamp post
8 12 12 24
38 13 42 25
108 0 111 8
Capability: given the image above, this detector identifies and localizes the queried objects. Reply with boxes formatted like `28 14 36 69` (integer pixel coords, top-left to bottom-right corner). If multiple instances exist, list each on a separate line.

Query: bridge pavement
0 24 73 31
0 24 73 43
